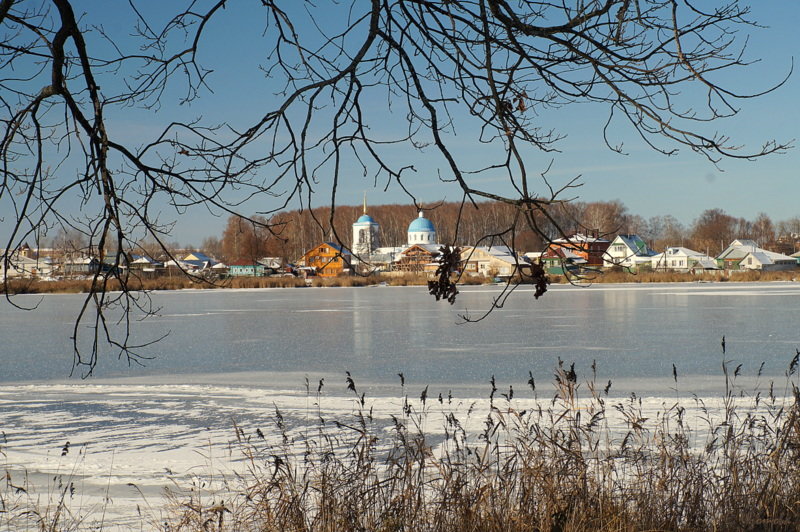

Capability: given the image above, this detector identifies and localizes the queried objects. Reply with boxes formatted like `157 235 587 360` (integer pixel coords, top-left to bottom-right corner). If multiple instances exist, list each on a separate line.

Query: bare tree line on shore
180 202 800 265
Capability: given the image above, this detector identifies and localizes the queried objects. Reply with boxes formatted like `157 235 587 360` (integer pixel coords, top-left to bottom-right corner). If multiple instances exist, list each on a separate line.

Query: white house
717 239 758 269
1 254 53 279
129 255 162 271
461 246 525 277
738 250 796 271
651 247 718 272
603 234 656 269
717 239 796 271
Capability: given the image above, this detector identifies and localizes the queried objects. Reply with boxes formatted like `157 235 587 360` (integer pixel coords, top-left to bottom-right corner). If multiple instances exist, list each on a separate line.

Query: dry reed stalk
160 357 800 531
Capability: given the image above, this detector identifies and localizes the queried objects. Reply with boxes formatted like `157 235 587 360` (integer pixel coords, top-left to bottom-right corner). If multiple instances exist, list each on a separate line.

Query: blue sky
2 2 798 248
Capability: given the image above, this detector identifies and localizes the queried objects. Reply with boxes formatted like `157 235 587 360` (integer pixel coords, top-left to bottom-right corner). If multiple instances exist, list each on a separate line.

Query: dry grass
555 268 798 285
160 357 800 532
2 275 304 294
5 356 800 530
4 267 798 295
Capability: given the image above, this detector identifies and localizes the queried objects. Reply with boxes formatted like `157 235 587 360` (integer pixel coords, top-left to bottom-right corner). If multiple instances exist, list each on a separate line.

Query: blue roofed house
603 234 657 270
182 252 217 271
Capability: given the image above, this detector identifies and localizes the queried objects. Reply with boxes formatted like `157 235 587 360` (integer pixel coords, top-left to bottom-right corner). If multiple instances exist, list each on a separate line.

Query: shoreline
3 268 798 295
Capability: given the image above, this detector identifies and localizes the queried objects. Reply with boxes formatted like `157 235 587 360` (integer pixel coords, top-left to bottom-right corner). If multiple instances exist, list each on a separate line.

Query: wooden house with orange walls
298 242 352 277
546 232 610 267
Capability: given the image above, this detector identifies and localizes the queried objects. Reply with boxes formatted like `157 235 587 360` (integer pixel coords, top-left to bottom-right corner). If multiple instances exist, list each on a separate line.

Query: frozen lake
3 282 800 387
2 282 800 527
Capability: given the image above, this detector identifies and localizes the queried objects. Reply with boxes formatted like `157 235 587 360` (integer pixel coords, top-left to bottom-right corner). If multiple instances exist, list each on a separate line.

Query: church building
346 201 444 273
407 211 437 246
395 211 442 272
352 196 380 256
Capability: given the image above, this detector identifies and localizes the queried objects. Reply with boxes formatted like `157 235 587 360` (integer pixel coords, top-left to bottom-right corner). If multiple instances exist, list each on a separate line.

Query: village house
737 249 797 271
128 255 162 272
228 262 267 277
225 257 285 277
0 253 54 279
546 232 610 267
716 239 760 270
651 247 719 273
182 252 217 270
539 246 587 275
461 246 524 277
717 239 796 271
211 262 229 277
161 251 217 275
603 234 657 270
62 255 101 277
299 242 352 277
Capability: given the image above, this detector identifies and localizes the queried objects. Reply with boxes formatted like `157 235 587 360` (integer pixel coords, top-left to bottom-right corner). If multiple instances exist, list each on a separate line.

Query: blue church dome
408 213 435 233
356 214 376 224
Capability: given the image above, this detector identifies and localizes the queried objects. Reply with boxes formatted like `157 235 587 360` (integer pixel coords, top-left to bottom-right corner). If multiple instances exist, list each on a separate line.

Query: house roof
693 257 720 269
552 233 610 244
323 241 350 254
743 250 796 265
364 252 396 264
228 262 264 268
131 255 159 264
463 246 521 264
546 247 587 263
664 246 707 257
748 251 773 265
183 259 211 270
653 248 719 269
718 239 758 260
401 243 441 254
3 255 41 266
64 256 98 264
613 234 656 257
183 252 216 263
